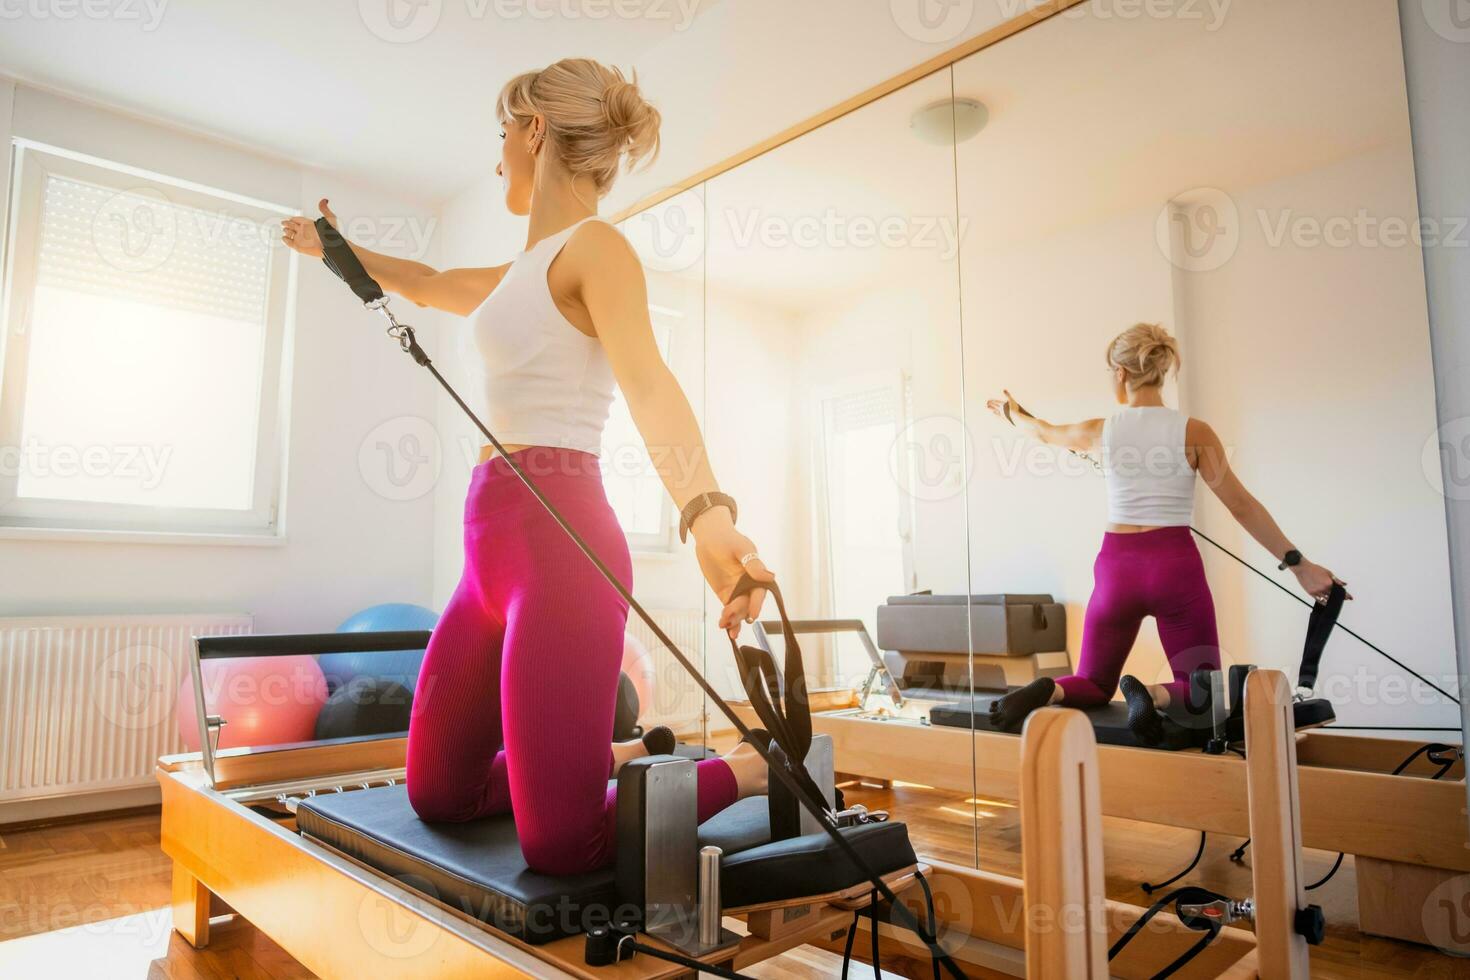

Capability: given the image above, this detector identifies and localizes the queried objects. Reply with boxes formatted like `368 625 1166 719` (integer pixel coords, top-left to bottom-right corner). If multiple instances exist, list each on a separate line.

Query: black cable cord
615 937 751 979
1333 726 1463 732
1306 853 1345 891
1149 932 1220 980
917 871 941 980
1189 526 1461 705
1391 743 1456 775
1109 886 1224 979
841 909 859 980
1293 742 1456 893
1143 832 1207 894
870 889 883 979
379 323 963 979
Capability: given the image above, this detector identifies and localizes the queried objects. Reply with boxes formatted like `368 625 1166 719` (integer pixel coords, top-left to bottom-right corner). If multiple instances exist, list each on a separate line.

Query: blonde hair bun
498 58 661 198
1106 322 1180 390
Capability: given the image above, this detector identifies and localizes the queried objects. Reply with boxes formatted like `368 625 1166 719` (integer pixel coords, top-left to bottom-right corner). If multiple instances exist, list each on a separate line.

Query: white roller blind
36 174 271 324
828 384 897 434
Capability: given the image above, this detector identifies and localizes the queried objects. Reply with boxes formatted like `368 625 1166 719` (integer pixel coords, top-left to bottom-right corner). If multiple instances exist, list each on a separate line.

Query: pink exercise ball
620 633 657 723
176 655 328 751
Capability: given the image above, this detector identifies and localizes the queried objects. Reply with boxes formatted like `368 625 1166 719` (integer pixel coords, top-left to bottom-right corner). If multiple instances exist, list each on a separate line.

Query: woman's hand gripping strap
313 216 386 305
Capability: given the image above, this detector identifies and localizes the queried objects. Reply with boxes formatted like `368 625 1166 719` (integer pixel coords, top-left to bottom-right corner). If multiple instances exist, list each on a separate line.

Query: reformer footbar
313 218 962 979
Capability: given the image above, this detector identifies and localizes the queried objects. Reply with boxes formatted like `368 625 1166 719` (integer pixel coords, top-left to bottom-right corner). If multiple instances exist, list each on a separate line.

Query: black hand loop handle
314 216 386 305
726 574 812 766
1299 580 1346 692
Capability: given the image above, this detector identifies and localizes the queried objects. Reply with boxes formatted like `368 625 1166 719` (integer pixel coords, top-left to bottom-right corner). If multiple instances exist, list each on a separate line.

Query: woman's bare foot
723 739 769 798
610 725 677 777
609 738 648 777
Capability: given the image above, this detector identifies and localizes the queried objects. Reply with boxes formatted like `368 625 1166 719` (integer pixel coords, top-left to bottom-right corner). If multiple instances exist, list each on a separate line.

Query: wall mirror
668 0 1458 872
956 0 1456 745
700 66 979 863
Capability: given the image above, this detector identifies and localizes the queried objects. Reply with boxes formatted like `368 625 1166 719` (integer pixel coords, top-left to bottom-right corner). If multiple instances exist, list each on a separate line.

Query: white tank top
1102 406 1197 525
464 216 617 456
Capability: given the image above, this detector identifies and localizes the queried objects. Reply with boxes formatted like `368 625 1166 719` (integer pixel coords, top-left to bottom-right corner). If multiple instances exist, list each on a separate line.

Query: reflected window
603 315 676 550
816 372 911 650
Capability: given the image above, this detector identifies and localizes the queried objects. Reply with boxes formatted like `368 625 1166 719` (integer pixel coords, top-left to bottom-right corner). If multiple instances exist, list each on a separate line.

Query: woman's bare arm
280 201 507 316
571 221 774 634
986 389 1103 452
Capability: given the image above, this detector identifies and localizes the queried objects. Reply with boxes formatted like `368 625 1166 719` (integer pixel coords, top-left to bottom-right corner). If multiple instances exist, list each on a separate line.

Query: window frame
0 140 295 540
605 312 678 554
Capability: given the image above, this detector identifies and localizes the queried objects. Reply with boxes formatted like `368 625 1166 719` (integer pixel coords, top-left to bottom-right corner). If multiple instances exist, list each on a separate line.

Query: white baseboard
0 785 161 828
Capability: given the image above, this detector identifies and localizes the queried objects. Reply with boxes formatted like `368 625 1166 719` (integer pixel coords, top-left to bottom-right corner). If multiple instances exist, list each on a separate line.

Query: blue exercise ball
318 603 439 695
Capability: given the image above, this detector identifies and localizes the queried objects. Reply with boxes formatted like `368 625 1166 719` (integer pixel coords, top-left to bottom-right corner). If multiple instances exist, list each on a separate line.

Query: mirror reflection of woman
985 323 1347 743
280 59 773 876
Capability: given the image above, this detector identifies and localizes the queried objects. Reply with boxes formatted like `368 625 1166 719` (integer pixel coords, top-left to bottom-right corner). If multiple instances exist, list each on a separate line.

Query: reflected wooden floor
2 784 1467 978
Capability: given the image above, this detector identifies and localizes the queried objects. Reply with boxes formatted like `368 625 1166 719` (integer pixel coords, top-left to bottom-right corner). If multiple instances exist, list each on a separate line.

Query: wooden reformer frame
158 670 1313 978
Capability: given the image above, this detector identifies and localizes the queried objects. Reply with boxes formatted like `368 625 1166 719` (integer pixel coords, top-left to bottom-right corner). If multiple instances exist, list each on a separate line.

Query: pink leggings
1056 526 1220 707
405 448 738 876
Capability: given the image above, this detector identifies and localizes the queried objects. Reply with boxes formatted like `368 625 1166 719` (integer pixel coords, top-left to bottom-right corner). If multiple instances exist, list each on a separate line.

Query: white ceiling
0 0 721 207
0 0 1044 211
1 0 1415 292
698 0 1414 315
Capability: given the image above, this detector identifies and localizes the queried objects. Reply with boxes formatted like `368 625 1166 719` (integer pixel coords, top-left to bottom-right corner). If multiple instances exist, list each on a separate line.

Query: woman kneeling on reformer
281 59 772 876
985 323 1347 744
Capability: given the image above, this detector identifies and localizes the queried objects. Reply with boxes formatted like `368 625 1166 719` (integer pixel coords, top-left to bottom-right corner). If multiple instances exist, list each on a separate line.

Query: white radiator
624 607 707 733
0 613 253 803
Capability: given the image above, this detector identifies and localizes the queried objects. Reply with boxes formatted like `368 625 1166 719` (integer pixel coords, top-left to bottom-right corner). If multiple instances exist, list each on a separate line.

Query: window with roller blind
813 372 914 654
601 315 676 551
0 142 293 538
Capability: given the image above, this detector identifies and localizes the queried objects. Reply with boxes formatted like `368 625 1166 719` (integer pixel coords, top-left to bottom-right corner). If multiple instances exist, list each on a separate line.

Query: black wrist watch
1278 549 1303 571
679 491 737 544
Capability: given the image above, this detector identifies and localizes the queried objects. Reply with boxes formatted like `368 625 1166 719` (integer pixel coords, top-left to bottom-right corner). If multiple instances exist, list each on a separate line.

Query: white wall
701 284 805 700
1178 146 1457 731
958 145 1458 733
962 204 1177 663
0 84 442 632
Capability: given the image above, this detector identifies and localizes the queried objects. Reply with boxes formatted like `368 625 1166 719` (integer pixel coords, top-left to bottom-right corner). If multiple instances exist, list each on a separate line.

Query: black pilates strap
1298 581 1345 693
728 577 829 838
316 219 385 305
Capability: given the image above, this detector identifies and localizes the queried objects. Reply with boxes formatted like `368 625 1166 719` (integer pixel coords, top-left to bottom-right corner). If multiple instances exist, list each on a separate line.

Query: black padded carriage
930 692 1205 749
297 779 917 945
929 687 1337 749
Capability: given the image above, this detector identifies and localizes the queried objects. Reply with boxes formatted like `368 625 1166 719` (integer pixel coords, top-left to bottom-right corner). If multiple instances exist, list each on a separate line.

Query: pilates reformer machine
155 215 1328 977
158 619 1319 978
746 590 1469 955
